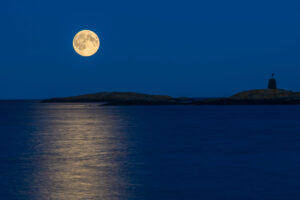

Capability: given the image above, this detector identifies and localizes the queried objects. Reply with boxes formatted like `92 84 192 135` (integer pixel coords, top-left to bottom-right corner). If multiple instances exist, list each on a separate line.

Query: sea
0 101 300 200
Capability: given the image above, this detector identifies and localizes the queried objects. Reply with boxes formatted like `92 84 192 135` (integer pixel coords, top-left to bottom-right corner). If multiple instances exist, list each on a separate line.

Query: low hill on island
42 92 192 105
192 89 300 105
231 89 300 100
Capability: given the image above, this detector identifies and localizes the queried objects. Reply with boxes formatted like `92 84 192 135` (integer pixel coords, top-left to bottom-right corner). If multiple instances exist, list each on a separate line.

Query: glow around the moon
73 30 100 57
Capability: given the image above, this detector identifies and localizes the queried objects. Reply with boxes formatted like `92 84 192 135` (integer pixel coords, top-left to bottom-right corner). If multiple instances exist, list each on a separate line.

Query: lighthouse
268 73 277 89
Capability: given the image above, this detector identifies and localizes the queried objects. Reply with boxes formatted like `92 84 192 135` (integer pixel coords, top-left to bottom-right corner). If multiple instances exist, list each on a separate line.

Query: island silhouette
42 75 300 105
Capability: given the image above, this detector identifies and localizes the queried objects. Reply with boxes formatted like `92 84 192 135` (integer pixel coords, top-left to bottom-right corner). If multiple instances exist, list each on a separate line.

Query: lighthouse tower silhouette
268 73 277 89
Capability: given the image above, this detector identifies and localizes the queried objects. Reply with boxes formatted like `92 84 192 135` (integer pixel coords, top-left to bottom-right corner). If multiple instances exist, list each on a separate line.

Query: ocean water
0 101 300 200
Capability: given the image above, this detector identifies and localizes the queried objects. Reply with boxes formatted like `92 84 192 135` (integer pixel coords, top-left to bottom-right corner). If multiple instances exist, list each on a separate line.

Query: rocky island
42 75 300 105
42 92 193 105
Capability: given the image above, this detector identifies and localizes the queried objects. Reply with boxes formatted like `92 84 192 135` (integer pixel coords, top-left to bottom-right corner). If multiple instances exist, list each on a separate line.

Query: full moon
73 30 100 57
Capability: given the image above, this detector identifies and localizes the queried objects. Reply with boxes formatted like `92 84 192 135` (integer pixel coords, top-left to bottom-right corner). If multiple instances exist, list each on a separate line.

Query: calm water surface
0 101 300 200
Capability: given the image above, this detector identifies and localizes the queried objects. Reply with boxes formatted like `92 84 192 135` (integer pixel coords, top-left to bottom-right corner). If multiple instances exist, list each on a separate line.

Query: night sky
0 0 300 99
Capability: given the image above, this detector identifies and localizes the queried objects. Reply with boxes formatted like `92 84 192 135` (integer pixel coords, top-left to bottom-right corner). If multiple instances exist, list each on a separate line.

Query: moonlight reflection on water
30 104 130 200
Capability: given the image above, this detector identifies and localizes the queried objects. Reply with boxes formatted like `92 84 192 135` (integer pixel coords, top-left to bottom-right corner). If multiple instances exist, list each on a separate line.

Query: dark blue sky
0 0 300 99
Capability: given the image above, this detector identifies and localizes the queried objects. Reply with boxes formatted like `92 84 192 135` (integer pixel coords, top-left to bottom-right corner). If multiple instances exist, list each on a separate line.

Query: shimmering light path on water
0 101 300 200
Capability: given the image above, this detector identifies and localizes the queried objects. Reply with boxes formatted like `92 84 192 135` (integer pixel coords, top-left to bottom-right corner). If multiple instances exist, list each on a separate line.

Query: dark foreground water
0 101 300 200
